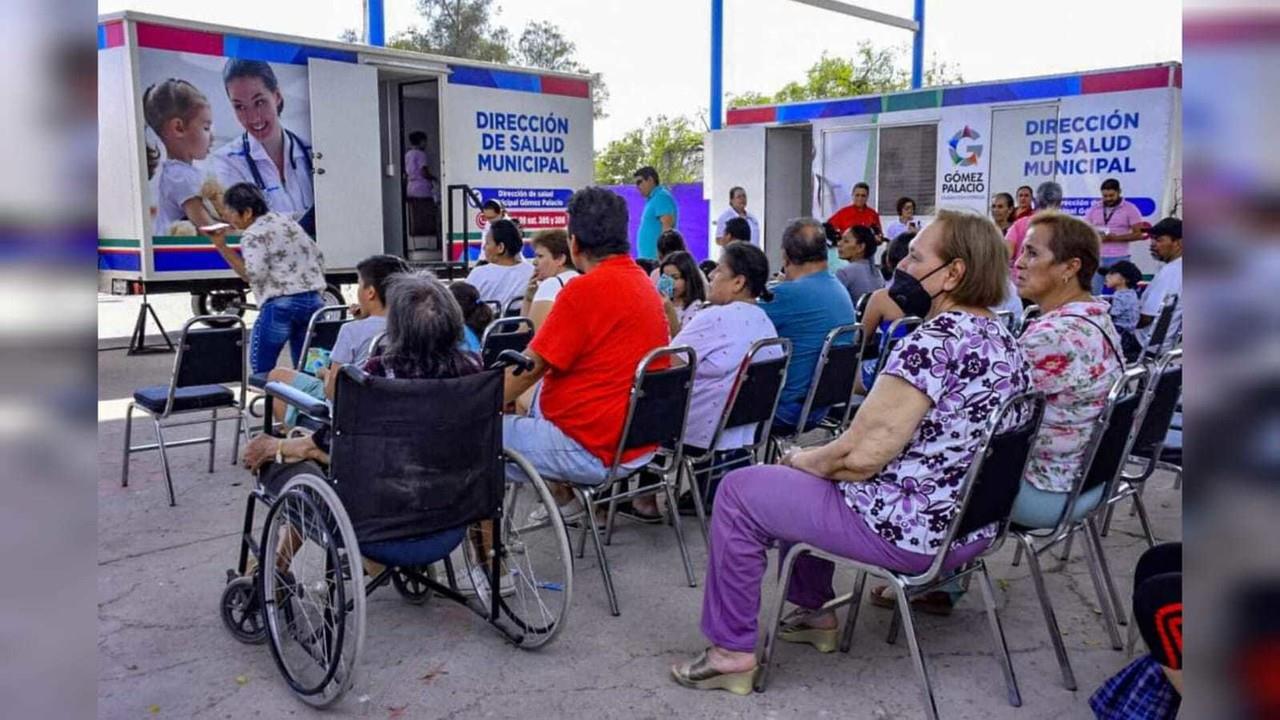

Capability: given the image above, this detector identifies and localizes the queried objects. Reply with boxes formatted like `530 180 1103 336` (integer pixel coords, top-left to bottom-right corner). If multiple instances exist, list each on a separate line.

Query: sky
98 0 1182 150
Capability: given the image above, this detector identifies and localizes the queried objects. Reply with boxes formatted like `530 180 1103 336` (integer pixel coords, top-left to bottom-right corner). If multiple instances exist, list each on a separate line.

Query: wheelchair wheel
221 576 268 644
391 567 434 605
260 472 366 707
483 448 573 650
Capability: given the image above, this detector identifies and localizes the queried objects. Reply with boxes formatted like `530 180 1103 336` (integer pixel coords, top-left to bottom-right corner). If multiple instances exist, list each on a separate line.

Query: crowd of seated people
235 183 1181 709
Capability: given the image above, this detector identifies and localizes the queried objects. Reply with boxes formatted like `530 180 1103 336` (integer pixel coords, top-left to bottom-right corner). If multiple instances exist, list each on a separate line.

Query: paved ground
97 306 1182 719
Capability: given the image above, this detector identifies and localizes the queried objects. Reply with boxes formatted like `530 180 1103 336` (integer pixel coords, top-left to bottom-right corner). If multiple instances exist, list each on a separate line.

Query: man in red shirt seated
826 182 883 238
502 186 670 521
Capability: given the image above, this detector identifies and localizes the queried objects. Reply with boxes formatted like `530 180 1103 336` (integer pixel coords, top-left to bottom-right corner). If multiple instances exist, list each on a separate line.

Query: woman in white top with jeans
520 228 580 329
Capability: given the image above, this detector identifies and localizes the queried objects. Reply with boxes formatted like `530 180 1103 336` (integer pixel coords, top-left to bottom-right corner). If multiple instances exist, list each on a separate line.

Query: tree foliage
343 0 608 118
728 42 963 108
594 115 705 186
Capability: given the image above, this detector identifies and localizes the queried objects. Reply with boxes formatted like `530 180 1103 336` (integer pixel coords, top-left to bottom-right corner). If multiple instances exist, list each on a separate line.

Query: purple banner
605 183 710 261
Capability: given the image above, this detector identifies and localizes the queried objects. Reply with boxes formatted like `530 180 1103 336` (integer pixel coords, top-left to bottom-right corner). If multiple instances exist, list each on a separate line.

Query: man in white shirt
466 218 534 309
1135 217 1182 351
715 187 762 249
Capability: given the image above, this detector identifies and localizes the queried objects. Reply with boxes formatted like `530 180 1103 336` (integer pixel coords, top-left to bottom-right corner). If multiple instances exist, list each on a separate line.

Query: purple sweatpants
699 465 988 653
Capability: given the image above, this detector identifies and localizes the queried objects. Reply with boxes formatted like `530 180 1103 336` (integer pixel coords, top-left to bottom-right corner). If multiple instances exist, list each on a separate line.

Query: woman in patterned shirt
206 182 327 374
671 211 1032 694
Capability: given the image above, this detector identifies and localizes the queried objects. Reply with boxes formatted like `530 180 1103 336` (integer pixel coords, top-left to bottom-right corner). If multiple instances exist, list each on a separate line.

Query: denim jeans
1093 255 1131 295
250 291 325 374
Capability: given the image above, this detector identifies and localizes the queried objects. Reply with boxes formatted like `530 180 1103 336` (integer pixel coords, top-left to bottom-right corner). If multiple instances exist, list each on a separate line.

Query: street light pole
710 0 724 130
365 0 386 46
912 0 925 89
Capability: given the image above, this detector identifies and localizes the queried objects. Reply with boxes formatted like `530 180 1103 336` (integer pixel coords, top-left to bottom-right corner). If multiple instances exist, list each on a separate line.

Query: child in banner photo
143 78 225 236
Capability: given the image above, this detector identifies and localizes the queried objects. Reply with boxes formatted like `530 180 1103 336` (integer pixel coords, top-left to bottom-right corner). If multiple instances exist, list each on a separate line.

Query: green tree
342 1 609 118
594 115 705 186
728 42 963 108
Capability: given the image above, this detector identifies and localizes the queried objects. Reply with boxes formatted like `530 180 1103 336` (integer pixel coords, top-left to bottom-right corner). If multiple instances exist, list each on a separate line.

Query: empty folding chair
681 337 791 540
756 391 1046 720
121 316 250 505
1009 366 1151 691
481 317 535 369
570 346 698 616
766 324 861 462
1102 348 1182 544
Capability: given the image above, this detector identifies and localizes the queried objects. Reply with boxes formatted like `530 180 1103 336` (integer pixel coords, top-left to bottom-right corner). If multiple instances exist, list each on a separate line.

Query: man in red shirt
826 182 883 237
502 186 670 519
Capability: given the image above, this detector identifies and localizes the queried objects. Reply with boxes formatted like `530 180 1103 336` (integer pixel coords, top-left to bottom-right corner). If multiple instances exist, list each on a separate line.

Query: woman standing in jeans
205 182 326 373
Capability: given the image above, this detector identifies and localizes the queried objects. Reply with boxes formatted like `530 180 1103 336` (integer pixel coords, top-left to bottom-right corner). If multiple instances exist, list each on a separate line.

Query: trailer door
988 103 1059 206
308 58 384 270
705 126 765 260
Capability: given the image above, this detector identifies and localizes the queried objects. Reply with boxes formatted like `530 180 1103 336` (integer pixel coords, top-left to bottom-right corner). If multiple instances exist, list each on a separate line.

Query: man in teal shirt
633 166 677 259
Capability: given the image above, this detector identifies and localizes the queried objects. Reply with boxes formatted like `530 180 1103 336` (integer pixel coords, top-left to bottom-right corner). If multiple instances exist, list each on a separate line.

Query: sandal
778 610 839 653
671 649 757 695
869 585 955 616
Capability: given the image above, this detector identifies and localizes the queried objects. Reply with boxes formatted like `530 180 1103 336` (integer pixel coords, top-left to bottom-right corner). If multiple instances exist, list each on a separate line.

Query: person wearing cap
1085 178 1147 294
1135 218 1183 352
1101 259 1145 361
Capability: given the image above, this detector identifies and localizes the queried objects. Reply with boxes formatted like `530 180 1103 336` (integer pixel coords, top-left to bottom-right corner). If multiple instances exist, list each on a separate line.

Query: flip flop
670 649 757 695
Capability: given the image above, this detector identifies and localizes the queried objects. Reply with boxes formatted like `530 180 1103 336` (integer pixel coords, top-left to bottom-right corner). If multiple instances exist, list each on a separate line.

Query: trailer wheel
192 289 247 327
322 284 345 308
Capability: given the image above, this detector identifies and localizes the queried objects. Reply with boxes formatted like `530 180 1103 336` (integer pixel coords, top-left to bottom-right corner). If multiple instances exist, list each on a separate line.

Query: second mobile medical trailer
98 11 593 324
705 62 1181 275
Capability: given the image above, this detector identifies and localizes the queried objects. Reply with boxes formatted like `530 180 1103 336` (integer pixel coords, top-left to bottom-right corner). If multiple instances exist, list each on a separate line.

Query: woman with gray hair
1006 181 1063 278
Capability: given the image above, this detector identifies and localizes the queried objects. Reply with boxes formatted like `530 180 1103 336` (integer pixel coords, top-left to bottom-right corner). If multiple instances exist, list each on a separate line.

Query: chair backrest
872 316 923 379
173 316 246 389
482 300 504 319
607 346 697 476
853 292 872 323
911 390 1046 584
480 317 535 368
503 297 525 318
707 338 792 452
328 366 506 544
1142 293 1179 359
1131 349 1183 457
295 304 351 371
1018 305 1042 336
795 324 862 431
1080 366 1149 498
994 309 1014 333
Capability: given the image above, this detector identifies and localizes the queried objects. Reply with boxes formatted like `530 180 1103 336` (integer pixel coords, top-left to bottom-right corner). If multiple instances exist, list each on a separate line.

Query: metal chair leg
1087 517 1127 628
574 488 591 560
887 603 901 645
580 487 620 616
1011 542 1023 567
603 481 621 546
839 570 867 653
1101 495 1120 537
754 545 803 692
896 583 941 720
153 419 176 507
977 563 1021 707
1019 533 1077 691
207 409 218 473
1132 493 1158 547
1081 519 1123 649
1173 470 1182 490
1057 532 1075 569
1126 614 1140 657
232 410 247 464
121 402 135 488
685 459 709 545
662 472 698 588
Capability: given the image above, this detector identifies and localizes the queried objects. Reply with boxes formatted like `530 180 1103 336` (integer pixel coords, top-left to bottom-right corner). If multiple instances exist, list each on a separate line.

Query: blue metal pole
710 0 724 130
366 0 386 46
911 0 924 89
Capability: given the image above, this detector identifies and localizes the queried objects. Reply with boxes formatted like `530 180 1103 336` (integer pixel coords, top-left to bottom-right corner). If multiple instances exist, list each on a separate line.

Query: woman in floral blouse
206 182 327 373
671 211 1032 694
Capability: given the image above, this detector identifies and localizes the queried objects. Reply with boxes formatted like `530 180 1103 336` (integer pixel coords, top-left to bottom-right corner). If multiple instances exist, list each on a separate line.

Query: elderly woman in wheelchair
221 273 574 708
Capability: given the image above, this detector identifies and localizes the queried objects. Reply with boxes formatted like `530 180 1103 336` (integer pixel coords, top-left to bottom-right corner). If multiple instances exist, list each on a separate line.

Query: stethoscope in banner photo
242 128 317 237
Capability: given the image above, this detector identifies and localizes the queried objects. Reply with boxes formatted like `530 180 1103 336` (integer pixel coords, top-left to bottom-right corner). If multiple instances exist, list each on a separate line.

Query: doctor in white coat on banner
212 59 316 235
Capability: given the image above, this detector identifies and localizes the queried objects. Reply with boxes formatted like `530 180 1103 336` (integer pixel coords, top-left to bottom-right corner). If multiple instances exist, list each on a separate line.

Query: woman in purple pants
671 210 1033 694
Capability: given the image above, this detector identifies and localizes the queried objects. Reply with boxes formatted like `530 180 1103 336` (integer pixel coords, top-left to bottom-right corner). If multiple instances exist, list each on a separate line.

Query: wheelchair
218 351 574 707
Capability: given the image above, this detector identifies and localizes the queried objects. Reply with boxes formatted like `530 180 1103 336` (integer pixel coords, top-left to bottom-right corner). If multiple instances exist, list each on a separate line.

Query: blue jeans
250 291 325 374
1093 255 1130 295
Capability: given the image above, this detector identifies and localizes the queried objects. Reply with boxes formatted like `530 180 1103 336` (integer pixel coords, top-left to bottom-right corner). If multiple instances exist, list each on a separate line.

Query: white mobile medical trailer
705 62 1181 275
98 11 593 332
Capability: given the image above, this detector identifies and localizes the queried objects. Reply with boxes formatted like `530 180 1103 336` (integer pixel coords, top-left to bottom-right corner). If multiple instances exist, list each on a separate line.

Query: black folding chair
870 315 924 386
503 296 525 318
767 324 861 462
853 292 873 323
1018 305 1042 337
248 304 350 390
1102 348 1182 544
481 317 535 369
1008 366 1151 691
569 346 698 616
121 316 249 505
1140 293 1180 361
756 391 1046 720
680 337 791 541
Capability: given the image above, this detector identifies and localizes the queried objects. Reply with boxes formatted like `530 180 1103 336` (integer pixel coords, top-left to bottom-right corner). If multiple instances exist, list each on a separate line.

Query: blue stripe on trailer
942 76 1082 106
99 252 141 272
449 65 542 93
223 35 357 65
153 250 231 273
97 24 107 49
818 97 880 118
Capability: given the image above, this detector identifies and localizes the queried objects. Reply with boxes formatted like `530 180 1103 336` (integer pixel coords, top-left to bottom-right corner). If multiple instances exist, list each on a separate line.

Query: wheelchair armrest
490 349 535 375
263 381 331 423
339 363 371 386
